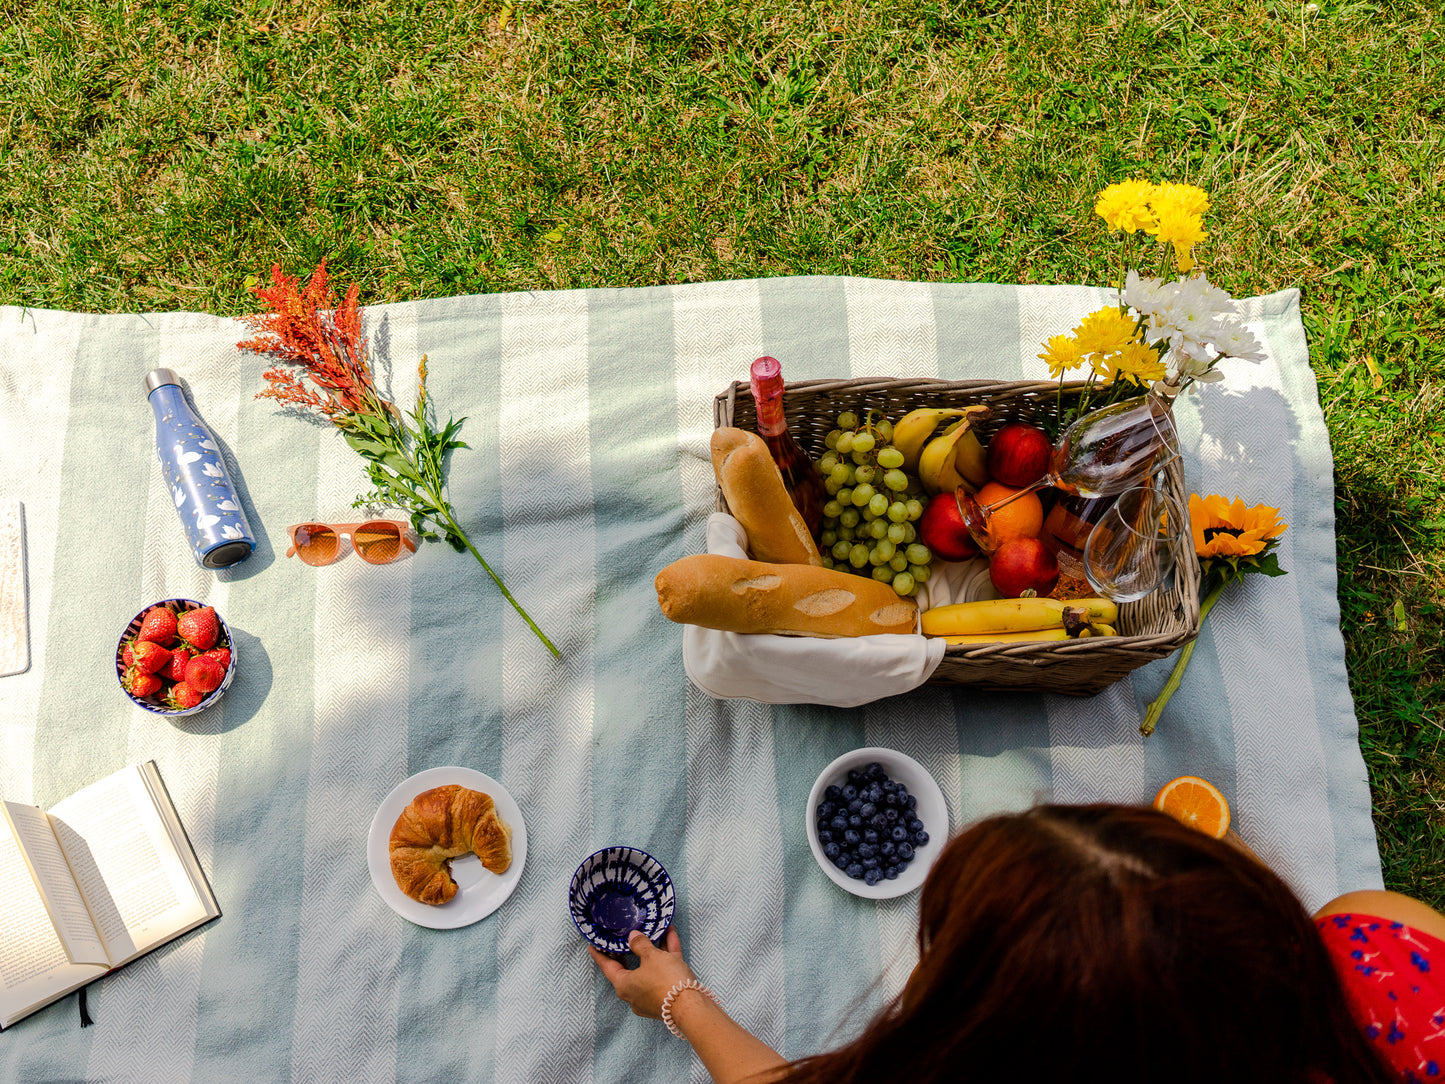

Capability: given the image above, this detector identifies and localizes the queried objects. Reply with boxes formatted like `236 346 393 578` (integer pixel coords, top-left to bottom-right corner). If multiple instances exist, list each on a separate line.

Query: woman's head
776 804 1390 1084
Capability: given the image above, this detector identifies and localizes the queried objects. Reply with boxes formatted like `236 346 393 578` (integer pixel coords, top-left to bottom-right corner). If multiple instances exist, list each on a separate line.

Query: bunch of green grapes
817 410 933 597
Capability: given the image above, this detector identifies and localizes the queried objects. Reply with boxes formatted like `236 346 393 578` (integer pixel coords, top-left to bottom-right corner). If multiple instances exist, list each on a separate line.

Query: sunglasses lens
354 522 402 564
294 524 340 566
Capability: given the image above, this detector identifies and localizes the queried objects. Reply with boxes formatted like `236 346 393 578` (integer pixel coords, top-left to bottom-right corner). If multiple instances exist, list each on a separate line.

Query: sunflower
1188 494 1288 559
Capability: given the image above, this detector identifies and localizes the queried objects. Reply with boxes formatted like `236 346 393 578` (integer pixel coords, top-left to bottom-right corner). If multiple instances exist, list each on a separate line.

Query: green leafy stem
339 398 560 659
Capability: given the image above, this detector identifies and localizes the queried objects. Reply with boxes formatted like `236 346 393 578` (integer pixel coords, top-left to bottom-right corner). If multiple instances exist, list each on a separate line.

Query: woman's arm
588 928 789 1084
1315 889 1445 941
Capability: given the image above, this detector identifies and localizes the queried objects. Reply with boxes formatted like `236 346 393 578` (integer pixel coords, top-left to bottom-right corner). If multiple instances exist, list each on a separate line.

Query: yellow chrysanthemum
1038 333 1084 378
1147 202 1208 274
1094 179 1158 234
1189 494 1288 559
1108 340 1167 386
1072 307 1140 359
1152 182 1210 218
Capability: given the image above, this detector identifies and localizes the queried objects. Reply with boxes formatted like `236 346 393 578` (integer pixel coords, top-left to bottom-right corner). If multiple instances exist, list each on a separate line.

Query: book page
49 765 210 965
0 824 105 1028
1 803 109 967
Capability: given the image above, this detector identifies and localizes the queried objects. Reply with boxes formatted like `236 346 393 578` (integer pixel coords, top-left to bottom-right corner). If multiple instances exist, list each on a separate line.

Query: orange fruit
976 481 1044 545
1152 775 1231 839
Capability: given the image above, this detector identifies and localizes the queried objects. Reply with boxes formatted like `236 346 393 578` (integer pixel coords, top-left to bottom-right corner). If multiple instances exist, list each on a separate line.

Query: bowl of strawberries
115 599 234 716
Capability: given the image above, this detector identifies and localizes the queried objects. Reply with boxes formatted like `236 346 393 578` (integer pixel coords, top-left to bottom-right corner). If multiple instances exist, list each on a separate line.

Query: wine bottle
146 369 255 569
748 356 825 538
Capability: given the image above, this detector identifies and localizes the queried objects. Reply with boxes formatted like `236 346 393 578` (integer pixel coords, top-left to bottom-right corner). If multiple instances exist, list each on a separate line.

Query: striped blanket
0 277 1378 1082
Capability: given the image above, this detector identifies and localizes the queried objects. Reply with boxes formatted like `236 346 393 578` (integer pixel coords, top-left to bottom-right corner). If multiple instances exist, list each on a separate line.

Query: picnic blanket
0 277 1379 1082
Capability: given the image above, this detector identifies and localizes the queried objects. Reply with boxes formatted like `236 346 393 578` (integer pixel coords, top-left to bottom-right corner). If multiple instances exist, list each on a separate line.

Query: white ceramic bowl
806 747 949 900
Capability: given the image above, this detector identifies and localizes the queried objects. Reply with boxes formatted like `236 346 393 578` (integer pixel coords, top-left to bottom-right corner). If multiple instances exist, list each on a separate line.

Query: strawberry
125 669 163 698
122 641 136 669
185 655 225 695
201 647 231 674
165 682 205 710
131 641 172 675
137 606 177 646
177 606 220 651
162 646 195 683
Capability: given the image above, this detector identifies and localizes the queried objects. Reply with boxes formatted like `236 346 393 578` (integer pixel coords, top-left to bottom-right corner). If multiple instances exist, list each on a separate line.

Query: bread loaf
710 428 822 566
389 785 513 905
655 554 918 637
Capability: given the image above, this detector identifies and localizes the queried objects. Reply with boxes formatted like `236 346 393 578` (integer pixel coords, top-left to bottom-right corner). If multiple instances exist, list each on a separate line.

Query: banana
953 427 990 488
944 628 1071 646
918 407 990 494
1072 598 1118 624
1090 623 1118 637
893 405 990 475
922 597 1079 636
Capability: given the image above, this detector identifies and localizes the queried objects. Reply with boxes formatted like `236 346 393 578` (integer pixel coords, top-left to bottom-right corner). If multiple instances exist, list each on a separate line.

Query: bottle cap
749 356 782 403
145 369 182 395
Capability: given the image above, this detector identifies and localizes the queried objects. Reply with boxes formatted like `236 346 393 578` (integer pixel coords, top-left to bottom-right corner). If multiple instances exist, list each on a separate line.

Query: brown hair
771 804 1391 1084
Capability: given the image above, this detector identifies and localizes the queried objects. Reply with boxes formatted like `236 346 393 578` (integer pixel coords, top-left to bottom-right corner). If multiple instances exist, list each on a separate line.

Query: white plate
367 766 528 929
806 747 949 900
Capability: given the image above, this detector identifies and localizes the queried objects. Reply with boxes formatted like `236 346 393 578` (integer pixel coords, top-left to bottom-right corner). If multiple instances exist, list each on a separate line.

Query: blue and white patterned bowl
568 847 675 955
115 598 234 717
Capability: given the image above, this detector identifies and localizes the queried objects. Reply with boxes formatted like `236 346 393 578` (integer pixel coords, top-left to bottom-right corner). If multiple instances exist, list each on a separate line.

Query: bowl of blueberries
806 747 949 900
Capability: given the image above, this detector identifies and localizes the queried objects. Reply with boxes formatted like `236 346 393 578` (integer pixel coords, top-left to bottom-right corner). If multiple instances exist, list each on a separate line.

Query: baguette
711 428 822 566
655 554 918 638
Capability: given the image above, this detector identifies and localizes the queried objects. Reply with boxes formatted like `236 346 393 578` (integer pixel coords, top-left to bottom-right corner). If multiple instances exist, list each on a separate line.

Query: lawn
2 0 1441 902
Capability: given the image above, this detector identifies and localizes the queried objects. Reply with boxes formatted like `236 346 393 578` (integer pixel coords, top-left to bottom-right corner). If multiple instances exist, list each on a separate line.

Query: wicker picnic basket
713 376 1201 697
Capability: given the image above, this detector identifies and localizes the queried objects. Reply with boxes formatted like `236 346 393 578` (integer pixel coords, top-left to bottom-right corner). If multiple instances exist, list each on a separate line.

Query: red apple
988 536 1059 597
918 492 980 562
986 423 1052 488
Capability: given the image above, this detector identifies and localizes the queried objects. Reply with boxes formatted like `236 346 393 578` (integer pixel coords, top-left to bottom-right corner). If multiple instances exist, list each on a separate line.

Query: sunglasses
285 521 418 566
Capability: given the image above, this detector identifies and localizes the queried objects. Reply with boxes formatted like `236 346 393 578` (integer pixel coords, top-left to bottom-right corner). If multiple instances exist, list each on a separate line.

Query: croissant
388 785 512 905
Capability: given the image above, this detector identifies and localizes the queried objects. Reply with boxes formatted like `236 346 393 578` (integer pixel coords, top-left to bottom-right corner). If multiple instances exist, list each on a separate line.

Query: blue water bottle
145 369 255 569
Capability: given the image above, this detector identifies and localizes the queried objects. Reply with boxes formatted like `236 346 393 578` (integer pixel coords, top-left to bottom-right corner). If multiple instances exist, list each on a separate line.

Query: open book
0 761 219 1028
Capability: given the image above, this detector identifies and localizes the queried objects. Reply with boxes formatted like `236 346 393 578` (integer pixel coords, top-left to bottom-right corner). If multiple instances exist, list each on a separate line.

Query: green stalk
1139 577 1229 736
437 504 560 658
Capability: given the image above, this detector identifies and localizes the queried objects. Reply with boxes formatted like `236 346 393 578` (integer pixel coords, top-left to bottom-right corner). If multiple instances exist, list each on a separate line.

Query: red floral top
1317 913 1445 1082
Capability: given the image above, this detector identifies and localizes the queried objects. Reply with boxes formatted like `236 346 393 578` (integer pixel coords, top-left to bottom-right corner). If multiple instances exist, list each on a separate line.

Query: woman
590 804 1439 1083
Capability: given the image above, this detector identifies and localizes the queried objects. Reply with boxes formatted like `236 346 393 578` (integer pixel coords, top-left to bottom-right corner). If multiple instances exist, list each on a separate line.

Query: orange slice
1151 775 1231 839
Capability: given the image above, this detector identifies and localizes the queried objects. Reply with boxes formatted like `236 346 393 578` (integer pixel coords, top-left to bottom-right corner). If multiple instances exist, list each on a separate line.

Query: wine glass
954 392 1180 551
1082 484 1185 602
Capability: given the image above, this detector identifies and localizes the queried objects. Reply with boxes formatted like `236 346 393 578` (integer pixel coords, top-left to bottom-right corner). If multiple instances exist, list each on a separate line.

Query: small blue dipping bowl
569 847 675 955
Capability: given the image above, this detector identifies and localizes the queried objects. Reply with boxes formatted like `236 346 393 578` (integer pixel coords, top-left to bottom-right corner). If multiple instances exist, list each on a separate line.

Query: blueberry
847 769 864 784
848 814 863 828
834 853 849 869
884 807 899 823
880 840 896 857
843 829 860 846
863 867 883 886
818 801 836 819
842 783 859 800
866 786 883 804
891 825 908 842
859 802 876 818
830 815 848 831
883 792 899 807
904 795 917 811
914 830 930 847
845 862 864 880
825 784 842 800
909 818 924 834
847 797 863 814
883 865 899 879
865 762 884 779
863 828 878 844
823 841 841 859
858 842 876 858
897 842 914 861
861 856 880 870
870 813 888 829
818 829 834 844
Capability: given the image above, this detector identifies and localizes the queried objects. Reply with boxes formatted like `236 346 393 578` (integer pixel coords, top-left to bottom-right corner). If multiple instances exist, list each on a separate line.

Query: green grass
3 0 1442 901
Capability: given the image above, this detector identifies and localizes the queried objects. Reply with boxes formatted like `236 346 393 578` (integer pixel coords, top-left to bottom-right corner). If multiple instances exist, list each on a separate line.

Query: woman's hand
587 926 696 1018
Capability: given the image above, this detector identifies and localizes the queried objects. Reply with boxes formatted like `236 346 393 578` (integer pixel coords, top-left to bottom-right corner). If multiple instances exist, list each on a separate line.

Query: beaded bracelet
659 978 720 1039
